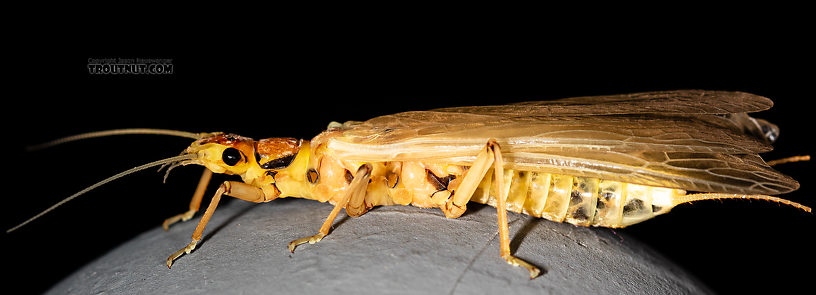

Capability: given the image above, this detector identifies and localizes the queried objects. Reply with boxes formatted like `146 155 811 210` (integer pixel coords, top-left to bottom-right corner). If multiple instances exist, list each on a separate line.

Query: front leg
163 169 213 230
166 181 268 268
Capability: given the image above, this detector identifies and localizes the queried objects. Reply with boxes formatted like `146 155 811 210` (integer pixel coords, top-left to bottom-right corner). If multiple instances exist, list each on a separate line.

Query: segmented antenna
7 154 199 233
26 128 203 151
10 128 208 233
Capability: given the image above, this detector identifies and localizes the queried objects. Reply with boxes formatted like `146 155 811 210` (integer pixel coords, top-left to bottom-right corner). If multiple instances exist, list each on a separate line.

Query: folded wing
322 90 798 195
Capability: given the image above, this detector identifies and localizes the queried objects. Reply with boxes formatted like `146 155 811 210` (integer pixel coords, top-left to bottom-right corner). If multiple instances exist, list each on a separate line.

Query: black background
4 17 814 294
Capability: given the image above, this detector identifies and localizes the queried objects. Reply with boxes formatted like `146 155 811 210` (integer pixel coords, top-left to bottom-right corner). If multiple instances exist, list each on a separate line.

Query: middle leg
288 163 373 252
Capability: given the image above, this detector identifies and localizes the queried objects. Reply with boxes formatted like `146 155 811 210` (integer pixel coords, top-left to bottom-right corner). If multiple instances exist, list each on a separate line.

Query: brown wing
434 90 773 116
322 90 797 195
336 114 771 154
500 151 798 195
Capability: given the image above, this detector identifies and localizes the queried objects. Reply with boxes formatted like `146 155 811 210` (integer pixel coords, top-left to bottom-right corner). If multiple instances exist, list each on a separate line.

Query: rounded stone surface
46 198 710 294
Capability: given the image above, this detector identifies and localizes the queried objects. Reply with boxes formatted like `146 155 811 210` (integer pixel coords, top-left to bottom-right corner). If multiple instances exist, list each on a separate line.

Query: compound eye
222 147 242 166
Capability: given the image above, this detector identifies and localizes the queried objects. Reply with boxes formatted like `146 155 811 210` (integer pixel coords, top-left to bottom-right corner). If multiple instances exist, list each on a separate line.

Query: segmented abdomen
469 170 685 228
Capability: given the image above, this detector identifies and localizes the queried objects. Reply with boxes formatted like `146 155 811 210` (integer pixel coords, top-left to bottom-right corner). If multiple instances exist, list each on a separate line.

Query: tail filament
674 193 811 213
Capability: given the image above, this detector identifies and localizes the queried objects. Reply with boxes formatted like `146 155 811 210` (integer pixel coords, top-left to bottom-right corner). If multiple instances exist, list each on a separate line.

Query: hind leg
440 141 495 218
442 139 541 279
488 140 540 279
441 140 540 278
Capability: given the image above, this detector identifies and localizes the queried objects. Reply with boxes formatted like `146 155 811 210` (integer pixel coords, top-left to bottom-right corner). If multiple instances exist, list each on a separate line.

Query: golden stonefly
9 90 810 278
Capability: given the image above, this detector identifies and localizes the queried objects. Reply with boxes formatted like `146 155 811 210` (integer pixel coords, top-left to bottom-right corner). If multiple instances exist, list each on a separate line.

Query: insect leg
163 169 214 230
345 167 372 217
441 142 495 218
166 181 267 268
490 140 541 279
288 163 373 253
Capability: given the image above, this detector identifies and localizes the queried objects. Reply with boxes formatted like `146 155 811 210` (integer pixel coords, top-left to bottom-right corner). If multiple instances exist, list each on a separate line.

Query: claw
504 255 541 279
162 210 196 231
166 241 197 268
288 233 326 253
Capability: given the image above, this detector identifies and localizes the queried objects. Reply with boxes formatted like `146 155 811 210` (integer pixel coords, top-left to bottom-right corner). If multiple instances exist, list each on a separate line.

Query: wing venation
318 90 794 195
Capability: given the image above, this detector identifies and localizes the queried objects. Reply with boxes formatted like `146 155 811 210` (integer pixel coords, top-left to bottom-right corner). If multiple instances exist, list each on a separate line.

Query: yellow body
174 90 806 232
200 134 686 228
11 91 808 281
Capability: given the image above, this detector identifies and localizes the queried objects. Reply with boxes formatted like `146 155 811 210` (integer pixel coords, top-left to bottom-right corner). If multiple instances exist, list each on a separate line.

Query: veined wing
333 114 771 155
434 90 773 116
321 90 795 195
339 90 775 145
499 151 798 195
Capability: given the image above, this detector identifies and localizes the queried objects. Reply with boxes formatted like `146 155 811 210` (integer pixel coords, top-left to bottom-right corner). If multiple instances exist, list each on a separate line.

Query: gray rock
46 198 710 294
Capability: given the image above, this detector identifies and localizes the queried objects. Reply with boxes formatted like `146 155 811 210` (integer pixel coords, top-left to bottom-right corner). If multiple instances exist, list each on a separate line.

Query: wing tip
731 90 774 112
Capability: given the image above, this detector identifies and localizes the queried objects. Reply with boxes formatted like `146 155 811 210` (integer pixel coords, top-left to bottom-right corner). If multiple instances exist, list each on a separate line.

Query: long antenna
7 154 199 233
26 128 204 151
